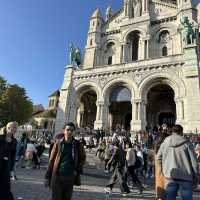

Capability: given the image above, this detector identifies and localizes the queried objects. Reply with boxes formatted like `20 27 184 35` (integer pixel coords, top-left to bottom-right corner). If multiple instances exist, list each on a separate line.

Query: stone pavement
12 149 200 200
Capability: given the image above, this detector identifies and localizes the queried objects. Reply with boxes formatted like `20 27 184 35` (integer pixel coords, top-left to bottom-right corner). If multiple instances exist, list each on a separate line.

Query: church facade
55 0 200 134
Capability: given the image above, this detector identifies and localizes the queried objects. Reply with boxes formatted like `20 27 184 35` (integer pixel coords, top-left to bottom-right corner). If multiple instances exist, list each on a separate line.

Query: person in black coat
0 133 14 200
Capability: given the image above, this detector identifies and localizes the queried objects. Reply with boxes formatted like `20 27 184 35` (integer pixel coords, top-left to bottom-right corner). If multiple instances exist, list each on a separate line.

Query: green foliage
0 76 33 127
0 76 7 96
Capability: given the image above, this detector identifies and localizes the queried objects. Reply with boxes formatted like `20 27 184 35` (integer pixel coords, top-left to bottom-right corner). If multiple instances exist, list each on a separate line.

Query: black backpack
118 144 126 168
134 151 142 169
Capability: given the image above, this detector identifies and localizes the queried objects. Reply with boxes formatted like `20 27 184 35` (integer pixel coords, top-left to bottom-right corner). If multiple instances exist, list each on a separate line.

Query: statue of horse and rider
180 16 195 45
69 43 81 68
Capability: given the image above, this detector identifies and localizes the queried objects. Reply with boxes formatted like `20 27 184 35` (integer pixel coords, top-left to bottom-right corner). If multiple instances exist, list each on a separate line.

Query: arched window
105 42 115 65
162 46 168 56
126 31 140 62
108 56 112 65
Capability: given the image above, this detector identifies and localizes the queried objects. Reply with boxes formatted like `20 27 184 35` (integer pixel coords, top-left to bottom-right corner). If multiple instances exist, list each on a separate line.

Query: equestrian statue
180 16 195 45
69 43 81 68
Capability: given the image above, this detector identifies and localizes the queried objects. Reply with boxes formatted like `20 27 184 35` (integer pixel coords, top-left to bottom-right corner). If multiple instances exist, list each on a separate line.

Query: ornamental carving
99 77 109 88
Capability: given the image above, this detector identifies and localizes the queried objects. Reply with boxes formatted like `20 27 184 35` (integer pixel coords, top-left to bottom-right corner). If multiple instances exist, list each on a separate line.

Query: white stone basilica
55 0 200 134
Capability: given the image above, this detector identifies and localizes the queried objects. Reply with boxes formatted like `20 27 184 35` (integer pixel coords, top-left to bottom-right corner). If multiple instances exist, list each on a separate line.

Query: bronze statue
69 43 81 68
180 16 195 45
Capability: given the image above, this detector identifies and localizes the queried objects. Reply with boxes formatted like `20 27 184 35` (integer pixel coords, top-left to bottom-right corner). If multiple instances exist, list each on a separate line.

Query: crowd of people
0 121 199 200
87 124 199 200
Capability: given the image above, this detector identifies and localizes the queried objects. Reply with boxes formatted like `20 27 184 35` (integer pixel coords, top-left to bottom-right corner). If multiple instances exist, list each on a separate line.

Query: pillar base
94 120 104 130
131 120 146 132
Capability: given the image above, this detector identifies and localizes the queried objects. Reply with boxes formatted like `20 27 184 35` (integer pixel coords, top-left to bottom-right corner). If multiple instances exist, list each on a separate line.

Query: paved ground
12 149 200 200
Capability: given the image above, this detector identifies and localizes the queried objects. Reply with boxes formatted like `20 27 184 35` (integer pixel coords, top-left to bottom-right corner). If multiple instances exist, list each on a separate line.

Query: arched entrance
77 90 97 129
109 86 132 132
146 84 176 127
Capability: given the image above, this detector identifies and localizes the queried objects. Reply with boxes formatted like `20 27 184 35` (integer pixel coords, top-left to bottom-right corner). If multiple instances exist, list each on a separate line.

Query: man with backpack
126 142 143 194
104 138 130 196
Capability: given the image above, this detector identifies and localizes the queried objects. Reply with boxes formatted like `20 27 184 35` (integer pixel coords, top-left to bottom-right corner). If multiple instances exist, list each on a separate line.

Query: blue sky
0 0 121 107
0 0 199 107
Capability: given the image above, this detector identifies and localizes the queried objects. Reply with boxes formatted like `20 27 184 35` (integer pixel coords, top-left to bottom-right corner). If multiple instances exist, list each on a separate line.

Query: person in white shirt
126 143 143 194
25 141 37 168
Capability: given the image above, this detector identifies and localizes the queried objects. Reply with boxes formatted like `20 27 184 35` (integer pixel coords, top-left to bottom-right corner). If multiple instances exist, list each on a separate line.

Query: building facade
55 0 200 133
33 90 60 132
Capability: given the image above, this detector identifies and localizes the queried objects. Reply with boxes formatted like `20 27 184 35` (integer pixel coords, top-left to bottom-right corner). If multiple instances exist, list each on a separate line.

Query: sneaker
11 175 17 181
121 191 129 197
104 187 112 194
104 170 109 173
139 188 143 194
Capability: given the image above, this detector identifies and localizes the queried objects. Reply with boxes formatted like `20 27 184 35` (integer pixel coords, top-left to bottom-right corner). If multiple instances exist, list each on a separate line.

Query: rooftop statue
133 0 142 18
180 16 195 45
106 6 112 21
69 43 81 68
124 0 133 17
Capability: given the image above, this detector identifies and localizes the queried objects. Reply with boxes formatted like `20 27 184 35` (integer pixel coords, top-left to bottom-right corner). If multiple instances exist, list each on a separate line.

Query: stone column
120 44 124 63
77 109 84 128
175 99 180 121
176 98 185 124
103 103 109 130
138 38 145 60
94 100 107 129
109 112 113 131
123 43 129 63
140 100 147 129
131 99 146 131
142 0 146 14
181 100 185 120
130 100 136 132
145 39 149 59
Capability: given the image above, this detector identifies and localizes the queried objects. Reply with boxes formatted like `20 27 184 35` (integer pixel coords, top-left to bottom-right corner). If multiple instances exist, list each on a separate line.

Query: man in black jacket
6 122 18 180
0 121 18 200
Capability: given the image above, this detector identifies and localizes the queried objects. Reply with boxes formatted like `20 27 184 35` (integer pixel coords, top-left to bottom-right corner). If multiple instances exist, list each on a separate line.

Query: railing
16 128 53 143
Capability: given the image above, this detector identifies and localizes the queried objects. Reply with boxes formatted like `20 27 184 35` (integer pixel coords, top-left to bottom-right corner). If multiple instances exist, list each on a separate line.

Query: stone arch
75 81 101 129
150 24 181 57
122 27 146 43
75 81 101 100
139 73 186 127
102 77 138 103
102 77 137 131
150 24 177 39
139 72 186 101
102 37 121 65
123 29 144 62
103 36 121 47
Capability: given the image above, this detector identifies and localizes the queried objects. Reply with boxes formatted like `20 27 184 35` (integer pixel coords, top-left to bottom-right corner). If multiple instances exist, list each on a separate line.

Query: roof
49 90 60 98
32 104 45 115
34 109 56 118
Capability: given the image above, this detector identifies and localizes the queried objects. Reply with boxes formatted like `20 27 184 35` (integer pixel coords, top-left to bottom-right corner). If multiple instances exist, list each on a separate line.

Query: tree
0 80 33 126
0 76 7 96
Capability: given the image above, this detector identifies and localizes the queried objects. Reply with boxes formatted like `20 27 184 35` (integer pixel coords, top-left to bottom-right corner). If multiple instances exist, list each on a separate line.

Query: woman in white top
25 141 37 168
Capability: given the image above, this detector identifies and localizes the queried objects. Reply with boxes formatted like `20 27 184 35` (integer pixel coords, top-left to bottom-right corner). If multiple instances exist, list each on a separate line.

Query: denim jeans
165 179 193 200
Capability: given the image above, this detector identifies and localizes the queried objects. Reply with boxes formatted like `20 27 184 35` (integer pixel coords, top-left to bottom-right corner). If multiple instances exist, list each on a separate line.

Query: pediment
105 9 124 29
150 0 178 19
